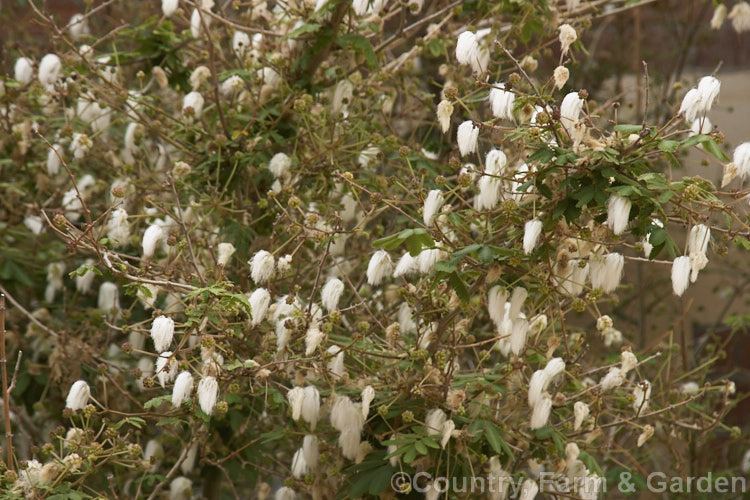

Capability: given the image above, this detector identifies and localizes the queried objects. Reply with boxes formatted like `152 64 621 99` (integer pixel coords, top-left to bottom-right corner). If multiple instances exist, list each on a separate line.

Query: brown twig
0 295 14 471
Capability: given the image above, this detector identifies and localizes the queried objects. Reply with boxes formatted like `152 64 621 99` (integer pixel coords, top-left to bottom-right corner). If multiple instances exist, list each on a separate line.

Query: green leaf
336 34 378 70
414 440 428 455
527 146 554 164
448 272 470 303
144 395 172 409
701 136 731 162
282 22 321 41
658 140 679 153
614 124 643 134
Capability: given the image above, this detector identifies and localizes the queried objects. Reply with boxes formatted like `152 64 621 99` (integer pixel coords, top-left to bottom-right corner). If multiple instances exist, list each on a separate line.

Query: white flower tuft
679 88 703 123
423 190 445 227
14 57 34 84
697 76 721 114
560 92 584 129
330 395 365 460
600 367 624 391
606 194 631 235
456 120 479 157
301 386 321 429
487 286 508 327
197 376 219 415
182 91 204 119
98 281 120 314
156 352 178 388
248 288 271 326
393 252 419 278
621 351 638 375
169 477 192 500
75 259 96 294
680 381 700 395
38 54 62 89
529 393 552 429
485 149 507 175
688 224 710 282
455 31 479 67
327 345 346 379
523 219 543 254
489 83 515 120
287 387 304 421
151 315 175 353
217 242 236 266
729 2 750 33
275 487 297 500
249 250 275 284
189 65 211 90
671 256 691 296
321 278 344 312
554 65 570 89
162 0 179 16
361 385 375 418
440 419 455 449
711 4 727 29
303 435 319 470
65 380 90 410
269 152 292 180
425 409 447 435
291 449 307 479
589 253 624 293
366 250 392 286
142 224 164 259
172 371 194 408
305 324 325 355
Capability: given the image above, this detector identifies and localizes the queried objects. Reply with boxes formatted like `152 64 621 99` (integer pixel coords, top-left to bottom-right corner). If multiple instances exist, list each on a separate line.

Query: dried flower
65 380 91 410
269 152 292 180
189 66 210 90
437 99 454 133
558 24 577 55
573 401 589 431
637 425 654 447
600 367 624 391
217 242 236 266
632 380 651 413
554 65 570 89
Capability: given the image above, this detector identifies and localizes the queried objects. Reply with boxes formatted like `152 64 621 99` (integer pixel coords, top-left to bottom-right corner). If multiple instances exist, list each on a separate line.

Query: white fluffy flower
530 393 552 429
485 149 507 175
321 278 344 312
65 380 90 410
287 387 304 421
189 66 211 90
305 324 324 355
14 57 33 84
690 117 712 136
679 88 703 123
68 13 90 40
680 381 700 395
621 351 638 375
44 144 63 176
24 215 43 236
416 248 447 274
711 4 727 29
688 224 710 282
190 7 212 38
393 252 418 278
275 487 297 500
249 250 275 284
269 152 292 179
425 408 447 435
437 99 454 133
558 24 577 55
366 250 392 286
456 120 479 157
38 54 62 89
141 224 164 259
523 219 543 254
476 175 501 210
560 92 584 129
169 477 192 500
151 315 175 353
456 31 479 66
600 367 624 391
182 91 204 119
589 253 624 293
423 190 444 227
197 376 218 415
217 242 236 266
490 83 515 120
732 142 750 182
248 288 271 327
729 2 750 33
106 208 130 246
98 281 120 313
487 286 507 327
327 345 346 379
671 256 691 296
510 318 529 355
291 449 307 479
606 194 631 235
156 352 178 388
172 371 194 408
301 386 321 429
361 385 375 418
162 0 179 16
573 401 589 431
697 76 721 114
554 65 570 89
509 286 527 320
358 145 380 167
303 435 319 470
45 261 64 303
233 31 250 56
